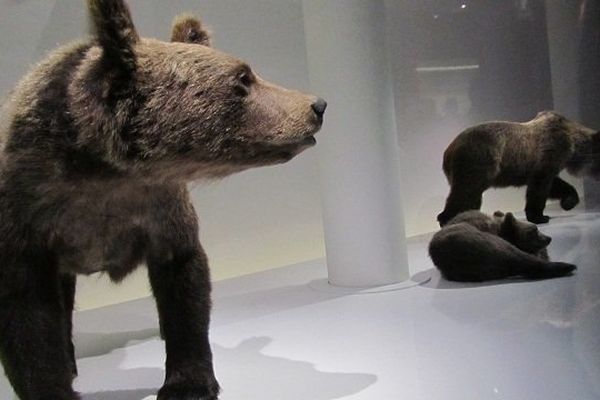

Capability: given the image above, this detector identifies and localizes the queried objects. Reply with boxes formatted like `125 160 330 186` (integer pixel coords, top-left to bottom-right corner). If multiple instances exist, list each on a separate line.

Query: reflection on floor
1 212 599 400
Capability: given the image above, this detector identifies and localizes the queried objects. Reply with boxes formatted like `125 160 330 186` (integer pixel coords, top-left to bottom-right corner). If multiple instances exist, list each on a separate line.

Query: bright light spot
461 4 467 9
416 65 480 72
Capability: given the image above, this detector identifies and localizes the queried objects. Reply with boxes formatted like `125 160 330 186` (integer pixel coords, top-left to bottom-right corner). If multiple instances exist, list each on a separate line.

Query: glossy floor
1 212 599 400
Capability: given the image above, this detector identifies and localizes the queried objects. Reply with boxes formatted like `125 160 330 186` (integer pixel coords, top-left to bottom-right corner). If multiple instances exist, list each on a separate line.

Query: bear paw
437 211 452 227
560 194 580 211
527 214 550 224
157 377 220 400
157 386 219 400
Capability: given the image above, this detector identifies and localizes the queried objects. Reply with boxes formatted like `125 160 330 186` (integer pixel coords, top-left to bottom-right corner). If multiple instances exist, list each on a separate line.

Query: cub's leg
61 273 78 378
548 176 580 211
148 246 220 400
525 172 556 224
0 261 78 400
437 179 488 226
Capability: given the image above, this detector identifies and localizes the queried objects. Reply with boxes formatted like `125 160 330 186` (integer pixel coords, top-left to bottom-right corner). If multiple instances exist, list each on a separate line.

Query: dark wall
579 0 600 208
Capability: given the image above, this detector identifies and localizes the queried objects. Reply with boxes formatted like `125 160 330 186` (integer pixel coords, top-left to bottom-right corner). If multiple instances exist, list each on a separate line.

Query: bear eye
234 69 254 97
187 28 200 42
240 72 253 88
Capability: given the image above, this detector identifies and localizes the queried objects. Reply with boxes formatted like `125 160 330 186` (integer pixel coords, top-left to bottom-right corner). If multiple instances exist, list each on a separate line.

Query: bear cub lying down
438 111 600 226
429 210 576 282
0 1 325 399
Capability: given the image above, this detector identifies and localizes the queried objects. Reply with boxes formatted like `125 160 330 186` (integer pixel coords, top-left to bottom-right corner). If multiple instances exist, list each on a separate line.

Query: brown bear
429 210 576 282
0 1 325 399
437 111 600 226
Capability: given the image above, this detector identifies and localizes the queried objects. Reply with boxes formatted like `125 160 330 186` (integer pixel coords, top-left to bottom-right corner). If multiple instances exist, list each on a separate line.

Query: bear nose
312 98 327 116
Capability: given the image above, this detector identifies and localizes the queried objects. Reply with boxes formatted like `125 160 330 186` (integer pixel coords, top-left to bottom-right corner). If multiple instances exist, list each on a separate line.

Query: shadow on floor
76 337 377 400
75 328 160 359
215 337 377 400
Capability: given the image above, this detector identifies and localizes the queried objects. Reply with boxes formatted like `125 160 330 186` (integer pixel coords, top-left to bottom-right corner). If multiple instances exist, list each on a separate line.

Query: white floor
1 212 599 400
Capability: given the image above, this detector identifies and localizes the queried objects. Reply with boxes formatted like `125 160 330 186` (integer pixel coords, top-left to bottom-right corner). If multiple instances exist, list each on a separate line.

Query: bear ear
504 212 517 224
88 0 139 75
493 211 505 218
499 212 517 240
171 14 212 47
536 110 564 122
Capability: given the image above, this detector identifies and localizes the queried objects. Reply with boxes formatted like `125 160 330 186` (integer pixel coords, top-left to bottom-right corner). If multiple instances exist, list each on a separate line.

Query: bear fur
429 210 576 282
0 1 325 399
437 111 600 226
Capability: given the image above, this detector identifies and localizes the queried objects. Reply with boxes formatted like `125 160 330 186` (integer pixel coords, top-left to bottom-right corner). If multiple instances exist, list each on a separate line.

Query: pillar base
308 275 431 295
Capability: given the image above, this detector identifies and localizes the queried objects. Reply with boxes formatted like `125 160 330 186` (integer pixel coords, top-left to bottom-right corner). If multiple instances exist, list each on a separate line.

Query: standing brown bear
437 111 600 226
0 1 326 400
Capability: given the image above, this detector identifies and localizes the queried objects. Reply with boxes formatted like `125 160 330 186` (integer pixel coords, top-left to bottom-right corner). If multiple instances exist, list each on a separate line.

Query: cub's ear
88 0 139 74
171 14 212 46
499 212 517 241
503 212 517 225
493 211 505 218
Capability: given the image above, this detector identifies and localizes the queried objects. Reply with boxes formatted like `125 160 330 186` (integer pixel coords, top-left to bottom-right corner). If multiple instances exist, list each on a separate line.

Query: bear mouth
267 135 317 149
295 136 317 148
261 136 317 163
300 136 317 146
280 135 316 154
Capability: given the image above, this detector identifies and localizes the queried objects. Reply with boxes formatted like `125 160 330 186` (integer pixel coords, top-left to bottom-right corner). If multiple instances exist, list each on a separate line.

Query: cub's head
497 212 551 254
74 0 325 180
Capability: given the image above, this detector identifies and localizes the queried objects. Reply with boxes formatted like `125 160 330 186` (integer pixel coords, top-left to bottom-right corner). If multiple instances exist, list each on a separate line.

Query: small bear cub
429 210 576 282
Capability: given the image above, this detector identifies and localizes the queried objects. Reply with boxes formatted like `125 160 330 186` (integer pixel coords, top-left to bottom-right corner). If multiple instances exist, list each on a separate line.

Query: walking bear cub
437 111 600 226
429 210 576 282
0 1 325 399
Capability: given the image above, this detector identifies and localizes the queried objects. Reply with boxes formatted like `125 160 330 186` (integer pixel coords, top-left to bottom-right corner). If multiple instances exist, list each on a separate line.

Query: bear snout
541 235 551 246
311 98 327 117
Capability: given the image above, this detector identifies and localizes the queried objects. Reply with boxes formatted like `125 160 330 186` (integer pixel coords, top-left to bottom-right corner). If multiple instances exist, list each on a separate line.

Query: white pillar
303 0 409 287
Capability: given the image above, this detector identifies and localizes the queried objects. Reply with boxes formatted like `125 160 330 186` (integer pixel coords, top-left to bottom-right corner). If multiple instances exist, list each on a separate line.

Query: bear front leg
148 247 220 400
548 176 580 211
0 262 79 400
61 273 78 378
525 173 555 224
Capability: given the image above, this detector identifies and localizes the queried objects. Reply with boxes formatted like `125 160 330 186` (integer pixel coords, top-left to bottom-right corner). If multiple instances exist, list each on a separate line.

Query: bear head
498 212 552 254
71 0 326 181
590 131 600 178
536 111 600 179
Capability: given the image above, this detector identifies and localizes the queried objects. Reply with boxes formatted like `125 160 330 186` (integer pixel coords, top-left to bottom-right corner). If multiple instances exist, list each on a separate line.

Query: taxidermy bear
429 210 576 282
0 1 326 399
437 111 600 226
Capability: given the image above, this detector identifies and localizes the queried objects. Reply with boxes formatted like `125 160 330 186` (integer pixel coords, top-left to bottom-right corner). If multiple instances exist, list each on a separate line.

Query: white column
303 0 409 287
